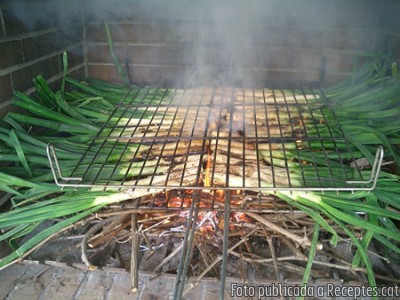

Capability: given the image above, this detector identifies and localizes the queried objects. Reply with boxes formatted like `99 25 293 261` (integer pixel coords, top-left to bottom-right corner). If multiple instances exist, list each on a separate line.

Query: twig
131 212 140 293
183 227 257 296
154 241 184 273
312 260 368 273
141 229 155 258
374 273 400 284
243 238 253 254
230 251 329 279
142 215 181 232
274 261 329 278
239 249 247 283
81 218 112 270
230 251 302 264
89 214 130 248
245 211 322 249
98 209 180 217
279 236 308 260
230 252 329 279
196 242 218 278
263 227 280 281
229 249 373 278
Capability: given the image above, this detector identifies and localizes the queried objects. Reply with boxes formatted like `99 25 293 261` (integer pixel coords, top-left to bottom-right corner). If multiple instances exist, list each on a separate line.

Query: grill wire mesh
48 86 383 200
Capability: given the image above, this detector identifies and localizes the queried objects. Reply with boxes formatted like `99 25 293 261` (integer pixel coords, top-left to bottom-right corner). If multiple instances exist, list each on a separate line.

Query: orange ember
167 197 192 208
216 189 225 199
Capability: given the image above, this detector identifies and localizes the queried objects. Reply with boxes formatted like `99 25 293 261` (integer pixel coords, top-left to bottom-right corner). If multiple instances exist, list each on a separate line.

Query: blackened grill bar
47 86 384 197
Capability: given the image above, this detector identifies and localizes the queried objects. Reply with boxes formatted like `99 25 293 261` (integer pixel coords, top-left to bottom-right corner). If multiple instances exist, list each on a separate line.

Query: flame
216 189 225 199
202 143 242 208
203 144 229 200
204 143 211 187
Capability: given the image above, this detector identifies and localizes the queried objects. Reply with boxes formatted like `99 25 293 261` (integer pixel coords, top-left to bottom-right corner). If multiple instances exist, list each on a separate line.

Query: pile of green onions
268 56 400 290
0 52 173 268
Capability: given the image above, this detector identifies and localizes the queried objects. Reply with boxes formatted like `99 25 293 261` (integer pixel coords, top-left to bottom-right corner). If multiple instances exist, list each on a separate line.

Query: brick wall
380 1 400 64
85 0 394 88
1 0 400 116
0 1 85 116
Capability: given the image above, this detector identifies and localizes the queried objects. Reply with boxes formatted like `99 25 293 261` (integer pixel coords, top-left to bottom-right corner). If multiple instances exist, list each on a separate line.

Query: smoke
7 0 276 87
135 0 285 87
6 0 382 87
5 0 83 30
4 0 87 59
183 2 261 87
5 0 164 28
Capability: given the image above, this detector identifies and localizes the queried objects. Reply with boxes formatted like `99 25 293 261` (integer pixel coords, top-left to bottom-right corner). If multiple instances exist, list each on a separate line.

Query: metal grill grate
47 87 383 192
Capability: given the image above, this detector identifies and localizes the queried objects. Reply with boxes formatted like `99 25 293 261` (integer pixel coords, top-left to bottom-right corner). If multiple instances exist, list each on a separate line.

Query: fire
202 142 242 201
216 189 225 199
204 143 211 187
168 197 192 208
149 140 248 236
203 143 228 200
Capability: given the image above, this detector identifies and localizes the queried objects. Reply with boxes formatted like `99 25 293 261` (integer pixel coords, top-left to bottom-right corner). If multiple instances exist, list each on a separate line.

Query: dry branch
245 212 322 249
131 212 140 293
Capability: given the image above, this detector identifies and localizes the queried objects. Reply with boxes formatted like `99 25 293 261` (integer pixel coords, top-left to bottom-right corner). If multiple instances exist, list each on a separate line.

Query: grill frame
46 86 384 195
